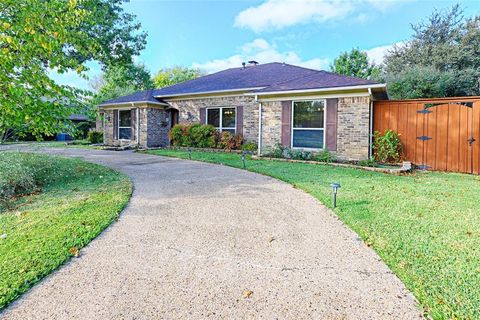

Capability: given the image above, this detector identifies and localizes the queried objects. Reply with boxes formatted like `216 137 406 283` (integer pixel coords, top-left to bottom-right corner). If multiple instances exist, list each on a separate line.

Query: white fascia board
98 101 169 107
246 83 387 96
154 87 265 98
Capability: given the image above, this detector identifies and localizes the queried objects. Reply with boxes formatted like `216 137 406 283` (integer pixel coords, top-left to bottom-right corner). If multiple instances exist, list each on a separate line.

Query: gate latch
417 136 432 141
468 136 476 146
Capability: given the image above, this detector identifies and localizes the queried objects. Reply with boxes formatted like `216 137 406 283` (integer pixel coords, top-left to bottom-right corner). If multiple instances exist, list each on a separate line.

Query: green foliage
153 66 204 88
357 158 378 167
286 149 312 160
373 130 403 163
0 0 147 142
263 143 287 158
218 131 243 150
331 48 381 79
146 149 480 319
75 122 93 139
0 153 131 309
241 141 258 152
169 124 244 150
0 153 54 209
313 150 336 163
382 5 480 98
188 124 217 148
87 130 103 144
92 63 154 106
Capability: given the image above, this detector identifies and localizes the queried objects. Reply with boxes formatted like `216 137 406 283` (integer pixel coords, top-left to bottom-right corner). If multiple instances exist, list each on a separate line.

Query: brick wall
259 101 283 149
167 95 259 143
260 96 371 160
336 96 370 160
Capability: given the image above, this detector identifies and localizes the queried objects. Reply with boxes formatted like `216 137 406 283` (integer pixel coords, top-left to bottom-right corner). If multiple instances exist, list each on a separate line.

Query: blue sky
55 0 480 90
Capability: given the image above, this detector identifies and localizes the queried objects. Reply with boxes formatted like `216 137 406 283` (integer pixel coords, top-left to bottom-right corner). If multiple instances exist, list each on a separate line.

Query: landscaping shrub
87 130 103 144
75 121 93 139
0 153 55 210
263 143 286 158
188 124 216 148
218 131 243 150
241 141 258 152
357 158 378 167
169 124 189 146
313 150 336 163
373 130 404 163
286 148 312 160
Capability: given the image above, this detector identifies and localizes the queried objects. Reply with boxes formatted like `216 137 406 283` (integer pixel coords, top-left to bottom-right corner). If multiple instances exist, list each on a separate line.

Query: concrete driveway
1 148 421 319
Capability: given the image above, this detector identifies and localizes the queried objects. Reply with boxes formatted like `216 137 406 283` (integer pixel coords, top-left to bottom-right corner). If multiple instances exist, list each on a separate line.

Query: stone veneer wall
167 95 259 143
103 109 114 145
260 96 371 160
259 101 283 148
336 96 370 161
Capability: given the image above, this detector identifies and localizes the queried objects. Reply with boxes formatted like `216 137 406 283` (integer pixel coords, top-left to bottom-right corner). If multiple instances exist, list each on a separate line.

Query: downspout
255 95 262 156
368 88 373 159
137 106 140 146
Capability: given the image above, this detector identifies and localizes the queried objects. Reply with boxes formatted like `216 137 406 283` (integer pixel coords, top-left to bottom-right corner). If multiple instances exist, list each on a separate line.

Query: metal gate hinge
417 136 432 141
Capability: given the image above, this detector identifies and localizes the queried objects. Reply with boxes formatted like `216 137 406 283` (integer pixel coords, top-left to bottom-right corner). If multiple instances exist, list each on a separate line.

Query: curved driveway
1 148 420 319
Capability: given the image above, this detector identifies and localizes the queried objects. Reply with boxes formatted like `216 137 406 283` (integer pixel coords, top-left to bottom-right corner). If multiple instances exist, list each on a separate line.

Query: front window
118 110 132 140
292 100 325 149
206 107 236 133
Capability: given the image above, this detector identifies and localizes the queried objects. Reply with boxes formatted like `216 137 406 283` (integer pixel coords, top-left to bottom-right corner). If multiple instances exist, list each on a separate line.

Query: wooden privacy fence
373 97 480 174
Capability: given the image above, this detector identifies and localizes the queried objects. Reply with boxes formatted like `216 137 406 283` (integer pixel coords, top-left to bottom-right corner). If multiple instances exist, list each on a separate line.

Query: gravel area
0 148 421 319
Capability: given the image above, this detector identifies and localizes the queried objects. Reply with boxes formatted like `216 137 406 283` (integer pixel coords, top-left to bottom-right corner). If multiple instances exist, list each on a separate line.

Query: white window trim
205 106 237 133
118 109 132 141
291 99 327 150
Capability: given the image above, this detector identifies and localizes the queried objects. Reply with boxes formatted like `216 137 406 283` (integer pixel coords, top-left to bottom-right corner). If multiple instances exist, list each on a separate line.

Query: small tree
153 66 204 88
331 48 380 79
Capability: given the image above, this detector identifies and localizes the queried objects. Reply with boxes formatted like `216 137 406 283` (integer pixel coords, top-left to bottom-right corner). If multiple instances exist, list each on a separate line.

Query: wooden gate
373 97 480 174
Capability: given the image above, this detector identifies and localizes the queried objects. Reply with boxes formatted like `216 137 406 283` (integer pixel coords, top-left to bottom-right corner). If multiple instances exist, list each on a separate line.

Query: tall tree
382 4 480 99
331 48 380 80
0 0 147 141
153 66 204 88
92 62 154 105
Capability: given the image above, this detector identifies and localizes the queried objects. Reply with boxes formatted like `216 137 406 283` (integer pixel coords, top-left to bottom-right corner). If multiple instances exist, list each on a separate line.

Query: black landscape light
330 183 341 208
188 148 192 160
241 153 246 169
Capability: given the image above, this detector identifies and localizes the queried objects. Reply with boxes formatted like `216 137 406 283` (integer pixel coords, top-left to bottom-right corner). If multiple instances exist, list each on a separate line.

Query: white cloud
192 38 329 73
365 42 403 65
234 0 397 32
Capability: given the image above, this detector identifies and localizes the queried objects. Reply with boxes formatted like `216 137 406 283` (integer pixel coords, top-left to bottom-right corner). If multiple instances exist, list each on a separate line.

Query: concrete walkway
1 148 421 319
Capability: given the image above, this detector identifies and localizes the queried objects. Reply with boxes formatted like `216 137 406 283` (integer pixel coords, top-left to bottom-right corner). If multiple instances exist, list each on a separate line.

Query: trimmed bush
169 124 244 150
0 153 55 210
75 121 93 139
188 124 217 148
373 130 404 163
241 141 258 152
313 150 336 163
87 130 103 144
218 131 243 150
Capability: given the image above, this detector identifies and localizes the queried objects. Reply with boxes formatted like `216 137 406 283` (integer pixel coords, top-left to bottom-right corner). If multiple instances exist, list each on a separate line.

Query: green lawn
0 153 132 309
1 140 99 149
144 149 480 320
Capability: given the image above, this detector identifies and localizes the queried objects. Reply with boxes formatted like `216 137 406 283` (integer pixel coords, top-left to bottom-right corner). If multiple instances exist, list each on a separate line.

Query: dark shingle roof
254 70 380 93
99 89 166 106
98 63 384 105
152 62 317 97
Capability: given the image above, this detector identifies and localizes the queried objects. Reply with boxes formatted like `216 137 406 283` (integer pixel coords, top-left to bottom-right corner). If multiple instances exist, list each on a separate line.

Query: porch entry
374 97 480 174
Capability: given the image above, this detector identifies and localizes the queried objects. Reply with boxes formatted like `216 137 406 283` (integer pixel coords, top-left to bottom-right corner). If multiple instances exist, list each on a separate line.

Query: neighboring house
97 62 387 160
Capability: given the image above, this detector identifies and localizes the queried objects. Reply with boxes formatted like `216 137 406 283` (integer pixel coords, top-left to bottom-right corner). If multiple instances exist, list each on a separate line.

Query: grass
143 149 480 320
0 153 132 310
1 140 99 149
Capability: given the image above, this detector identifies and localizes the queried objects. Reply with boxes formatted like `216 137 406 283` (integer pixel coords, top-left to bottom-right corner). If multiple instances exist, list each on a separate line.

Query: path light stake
330 183 341 208
241 153 246 169
188 148 192 160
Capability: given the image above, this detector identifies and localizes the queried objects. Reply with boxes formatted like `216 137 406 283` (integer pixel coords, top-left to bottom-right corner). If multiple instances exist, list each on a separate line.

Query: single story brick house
97 62 387 160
